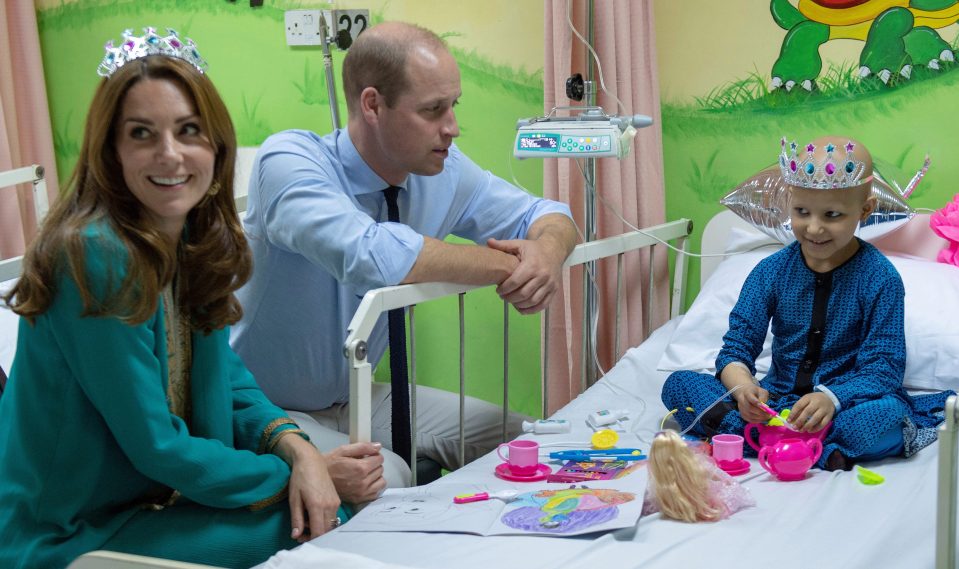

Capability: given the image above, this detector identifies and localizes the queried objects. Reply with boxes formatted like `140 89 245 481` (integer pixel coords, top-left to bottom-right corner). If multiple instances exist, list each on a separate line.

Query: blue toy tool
548 448 646 462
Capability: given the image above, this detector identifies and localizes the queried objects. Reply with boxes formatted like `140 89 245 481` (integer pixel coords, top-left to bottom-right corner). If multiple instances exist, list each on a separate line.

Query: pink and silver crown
97 27 208 78
778 138 872 189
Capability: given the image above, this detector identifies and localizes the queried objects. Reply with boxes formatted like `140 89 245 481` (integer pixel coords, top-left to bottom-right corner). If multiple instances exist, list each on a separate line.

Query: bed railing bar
503 300 509 443
670 223 693 319
458 293 466 469
646 245 655 338
543 308 550 419
0 164 44 190
234 194 248 215
0 165 47 283
0 257 22 283
580 264 590 394
614 252 623 361
936 394 958 569
346 337 373 445
32 176 49 224
409 305 418 487
562 220 690 267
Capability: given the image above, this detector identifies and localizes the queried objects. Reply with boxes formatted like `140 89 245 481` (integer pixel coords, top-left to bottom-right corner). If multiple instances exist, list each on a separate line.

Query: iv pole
580 0 599 390
319 14 343 130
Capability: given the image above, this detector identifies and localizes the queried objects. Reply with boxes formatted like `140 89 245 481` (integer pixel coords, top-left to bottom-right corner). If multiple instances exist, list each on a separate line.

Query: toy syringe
758 403 798 431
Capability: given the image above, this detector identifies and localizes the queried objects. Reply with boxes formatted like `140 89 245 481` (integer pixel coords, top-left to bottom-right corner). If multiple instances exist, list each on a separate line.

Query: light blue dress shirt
231 129 572 411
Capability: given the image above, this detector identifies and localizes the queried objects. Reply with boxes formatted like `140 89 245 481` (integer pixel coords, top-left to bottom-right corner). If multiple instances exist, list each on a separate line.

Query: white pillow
658 248 775 377
658 244 959 392
0 279 18 376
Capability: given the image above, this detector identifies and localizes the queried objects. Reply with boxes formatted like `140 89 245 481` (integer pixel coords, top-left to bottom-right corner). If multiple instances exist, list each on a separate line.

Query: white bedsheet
261 317 947 569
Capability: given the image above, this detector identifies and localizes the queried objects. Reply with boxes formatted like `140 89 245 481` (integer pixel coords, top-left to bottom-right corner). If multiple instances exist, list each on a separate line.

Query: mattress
261 316 949 569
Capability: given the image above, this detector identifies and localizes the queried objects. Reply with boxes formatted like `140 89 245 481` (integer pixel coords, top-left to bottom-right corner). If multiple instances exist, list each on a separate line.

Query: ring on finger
329 517 342 529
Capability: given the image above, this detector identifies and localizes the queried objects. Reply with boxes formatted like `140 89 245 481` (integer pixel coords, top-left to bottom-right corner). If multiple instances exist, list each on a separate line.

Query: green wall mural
36 0 548 417
771 0 959 90
657 0 959 309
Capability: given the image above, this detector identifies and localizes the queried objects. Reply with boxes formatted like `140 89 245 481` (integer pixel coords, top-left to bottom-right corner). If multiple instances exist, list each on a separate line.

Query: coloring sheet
339 481 646 537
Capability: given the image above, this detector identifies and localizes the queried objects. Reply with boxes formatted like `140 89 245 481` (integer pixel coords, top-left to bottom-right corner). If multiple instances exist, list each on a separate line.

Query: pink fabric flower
930 194 959 266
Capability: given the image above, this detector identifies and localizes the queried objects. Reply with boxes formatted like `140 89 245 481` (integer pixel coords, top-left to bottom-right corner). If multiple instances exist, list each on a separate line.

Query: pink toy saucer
494 462 551 482
715 458 751 476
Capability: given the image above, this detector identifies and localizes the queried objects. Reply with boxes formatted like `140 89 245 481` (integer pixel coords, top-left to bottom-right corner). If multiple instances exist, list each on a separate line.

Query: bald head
342 22 450 115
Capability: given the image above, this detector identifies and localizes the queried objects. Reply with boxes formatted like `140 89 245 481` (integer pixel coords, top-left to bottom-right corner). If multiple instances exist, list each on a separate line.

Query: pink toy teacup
758 437 823 481
497 439 539 477
744 420 831 453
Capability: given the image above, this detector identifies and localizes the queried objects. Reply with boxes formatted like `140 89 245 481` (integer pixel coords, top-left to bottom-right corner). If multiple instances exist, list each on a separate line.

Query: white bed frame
343 220 693 481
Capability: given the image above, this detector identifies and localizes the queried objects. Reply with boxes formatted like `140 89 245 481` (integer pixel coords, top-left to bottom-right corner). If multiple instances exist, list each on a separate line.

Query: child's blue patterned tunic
662 240 953 467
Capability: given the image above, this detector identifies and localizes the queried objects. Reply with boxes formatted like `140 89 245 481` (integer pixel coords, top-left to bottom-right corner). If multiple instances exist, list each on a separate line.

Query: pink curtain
543 0 667 414
0 0 60 259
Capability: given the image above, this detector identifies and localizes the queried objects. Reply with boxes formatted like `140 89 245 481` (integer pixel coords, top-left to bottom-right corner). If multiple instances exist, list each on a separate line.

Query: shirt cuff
814 385 842 412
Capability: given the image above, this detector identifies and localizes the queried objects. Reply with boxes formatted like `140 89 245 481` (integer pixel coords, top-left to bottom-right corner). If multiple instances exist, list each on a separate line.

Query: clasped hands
488 237 565 315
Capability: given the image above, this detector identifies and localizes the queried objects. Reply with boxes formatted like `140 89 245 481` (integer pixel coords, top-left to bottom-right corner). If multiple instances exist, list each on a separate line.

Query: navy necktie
383 186 412 465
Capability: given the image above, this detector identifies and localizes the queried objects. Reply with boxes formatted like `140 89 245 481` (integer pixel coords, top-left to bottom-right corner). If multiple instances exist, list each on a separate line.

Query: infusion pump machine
513 112 653 159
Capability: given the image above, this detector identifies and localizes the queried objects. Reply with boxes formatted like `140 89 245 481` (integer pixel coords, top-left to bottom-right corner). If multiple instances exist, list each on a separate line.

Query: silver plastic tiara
97 27 208 78
778 138 872 190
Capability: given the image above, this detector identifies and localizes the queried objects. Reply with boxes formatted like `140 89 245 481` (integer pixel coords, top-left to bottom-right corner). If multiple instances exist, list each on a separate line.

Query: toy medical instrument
591 429 618 449
548 448 645 462
522 419 571 434
758 403 797 430
587 409 629 429
453 490 519 504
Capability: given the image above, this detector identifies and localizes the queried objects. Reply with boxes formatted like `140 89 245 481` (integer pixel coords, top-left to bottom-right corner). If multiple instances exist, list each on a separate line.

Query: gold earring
207 181 221 197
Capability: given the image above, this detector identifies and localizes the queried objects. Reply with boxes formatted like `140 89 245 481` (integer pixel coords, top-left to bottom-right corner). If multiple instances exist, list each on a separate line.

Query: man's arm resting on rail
400 236 519 286
488 213 577 314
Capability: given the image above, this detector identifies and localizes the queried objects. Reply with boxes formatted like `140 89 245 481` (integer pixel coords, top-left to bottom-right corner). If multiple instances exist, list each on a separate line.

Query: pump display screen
518 134 559 150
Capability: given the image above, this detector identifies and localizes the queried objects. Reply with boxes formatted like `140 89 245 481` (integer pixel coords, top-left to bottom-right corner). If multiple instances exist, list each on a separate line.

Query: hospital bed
2 163 957 568
258 210 959 569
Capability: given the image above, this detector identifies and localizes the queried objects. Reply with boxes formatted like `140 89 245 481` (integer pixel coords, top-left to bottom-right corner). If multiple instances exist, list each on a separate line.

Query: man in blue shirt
231 21 576 492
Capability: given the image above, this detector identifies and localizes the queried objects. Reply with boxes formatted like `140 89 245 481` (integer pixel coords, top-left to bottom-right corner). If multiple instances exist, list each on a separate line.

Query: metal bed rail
343 219 693 482
937 394 958 569
0 165 48 283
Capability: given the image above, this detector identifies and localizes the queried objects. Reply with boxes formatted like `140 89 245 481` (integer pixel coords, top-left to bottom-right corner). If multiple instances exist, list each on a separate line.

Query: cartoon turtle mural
771 0 959 90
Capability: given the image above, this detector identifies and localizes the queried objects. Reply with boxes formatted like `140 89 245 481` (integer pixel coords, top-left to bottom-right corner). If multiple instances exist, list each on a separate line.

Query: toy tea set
494 425 644 483
711 404 829 481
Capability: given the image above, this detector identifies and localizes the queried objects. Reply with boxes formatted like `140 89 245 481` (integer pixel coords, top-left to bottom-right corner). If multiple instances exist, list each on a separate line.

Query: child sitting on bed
661 135 954 471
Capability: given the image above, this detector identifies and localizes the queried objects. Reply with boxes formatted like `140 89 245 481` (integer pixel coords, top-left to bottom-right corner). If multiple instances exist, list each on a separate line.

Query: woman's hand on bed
323 442 387 504
277 435 342 542
788 393 835 433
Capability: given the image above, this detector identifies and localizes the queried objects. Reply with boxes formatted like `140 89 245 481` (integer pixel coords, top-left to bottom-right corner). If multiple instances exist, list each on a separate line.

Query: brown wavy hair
4 56 251 334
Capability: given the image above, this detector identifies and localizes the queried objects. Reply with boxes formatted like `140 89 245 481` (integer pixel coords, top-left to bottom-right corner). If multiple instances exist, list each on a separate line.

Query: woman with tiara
0 28 349 568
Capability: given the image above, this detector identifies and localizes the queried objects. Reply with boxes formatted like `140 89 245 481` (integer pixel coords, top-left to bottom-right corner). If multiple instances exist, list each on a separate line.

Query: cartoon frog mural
771 0 959 90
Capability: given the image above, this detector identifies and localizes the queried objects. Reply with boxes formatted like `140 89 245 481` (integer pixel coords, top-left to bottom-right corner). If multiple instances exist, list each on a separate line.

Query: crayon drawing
501 487 636 534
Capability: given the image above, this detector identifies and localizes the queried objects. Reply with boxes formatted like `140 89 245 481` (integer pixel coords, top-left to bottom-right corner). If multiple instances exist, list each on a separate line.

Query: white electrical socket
284 10 322 46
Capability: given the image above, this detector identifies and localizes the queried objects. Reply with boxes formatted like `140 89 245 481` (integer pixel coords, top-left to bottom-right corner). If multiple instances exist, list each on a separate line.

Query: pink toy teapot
744 420 831 453
758 437 823 481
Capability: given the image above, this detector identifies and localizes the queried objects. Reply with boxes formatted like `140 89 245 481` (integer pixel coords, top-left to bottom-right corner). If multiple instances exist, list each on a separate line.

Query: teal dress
0 224 344 569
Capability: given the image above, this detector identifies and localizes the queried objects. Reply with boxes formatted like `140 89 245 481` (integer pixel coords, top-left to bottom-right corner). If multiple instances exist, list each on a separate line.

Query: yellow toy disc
591 429 619 449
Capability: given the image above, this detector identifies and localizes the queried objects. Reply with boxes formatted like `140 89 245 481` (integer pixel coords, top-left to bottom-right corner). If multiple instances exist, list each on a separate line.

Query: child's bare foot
825 450 853 471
